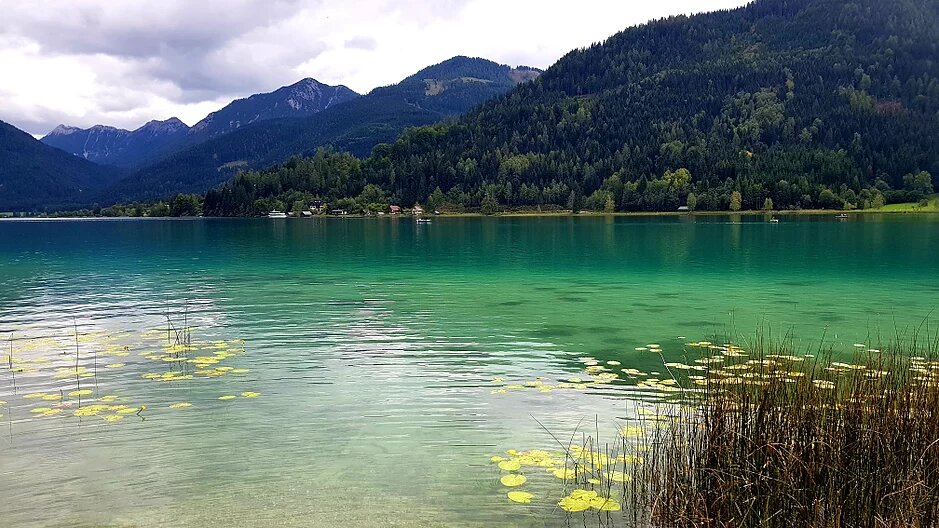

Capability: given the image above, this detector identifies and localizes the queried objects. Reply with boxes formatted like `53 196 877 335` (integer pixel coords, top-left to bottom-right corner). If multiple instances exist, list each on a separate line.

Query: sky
0 0 749 136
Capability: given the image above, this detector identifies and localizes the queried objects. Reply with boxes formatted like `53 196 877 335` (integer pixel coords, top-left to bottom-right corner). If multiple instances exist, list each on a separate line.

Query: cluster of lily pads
489 357 643 396
1 325 261 426
483 336 925 521
489 439 650 514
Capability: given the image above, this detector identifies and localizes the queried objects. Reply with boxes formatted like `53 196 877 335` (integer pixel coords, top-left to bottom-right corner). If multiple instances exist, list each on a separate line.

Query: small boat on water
836 213 848 219
268 210 287 218
416 217 432 224
770 217 779 223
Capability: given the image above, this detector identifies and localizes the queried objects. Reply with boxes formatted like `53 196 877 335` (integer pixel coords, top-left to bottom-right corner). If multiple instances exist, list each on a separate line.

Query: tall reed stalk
633 335 939 528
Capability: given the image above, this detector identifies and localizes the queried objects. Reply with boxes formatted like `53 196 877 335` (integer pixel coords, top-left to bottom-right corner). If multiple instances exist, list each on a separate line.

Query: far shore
5 207 939 220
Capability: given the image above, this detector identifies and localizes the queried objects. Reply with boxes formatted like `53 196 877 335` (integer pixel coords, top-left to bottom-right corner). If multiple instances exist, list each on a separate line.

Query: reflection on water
0 216 937 526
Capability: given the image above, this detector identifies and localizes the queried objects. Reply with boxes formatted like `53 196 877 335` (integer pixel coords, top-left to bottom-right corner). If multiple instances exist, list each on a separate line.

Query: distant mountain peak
137 117 188 135
188 78 360 139
48 124 82 136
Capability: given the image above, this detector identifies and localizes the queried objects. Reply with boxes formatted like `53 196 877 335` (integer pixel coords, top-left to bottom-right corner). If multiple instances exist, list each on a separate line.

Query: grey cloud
3 1 312 58
2 0 327 101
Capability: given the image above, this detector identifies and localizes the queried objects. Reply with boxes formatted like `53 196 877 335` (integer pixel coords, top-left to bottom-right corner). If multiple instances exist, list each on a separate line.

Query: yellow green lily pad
507 491 533 504
558 496 591 512
500 474 527 487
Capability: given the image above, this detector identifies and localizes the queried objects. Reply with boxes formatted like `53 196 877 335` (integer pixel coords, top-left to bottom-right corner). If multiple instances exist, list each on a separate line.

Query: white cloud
0 0 747 135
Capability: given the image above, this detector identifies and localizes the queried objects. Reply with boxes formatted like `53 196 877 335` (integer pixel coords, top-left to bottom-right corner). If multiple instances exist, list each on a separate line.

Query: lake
1 215 937 527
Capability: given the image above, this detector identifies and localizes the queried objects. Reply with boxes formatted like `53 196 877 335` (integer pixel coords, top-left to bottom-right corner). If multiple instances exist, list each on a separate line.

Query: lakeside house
412 205 424 216
390 205 401 214
678 206 690 212
330 209 348 215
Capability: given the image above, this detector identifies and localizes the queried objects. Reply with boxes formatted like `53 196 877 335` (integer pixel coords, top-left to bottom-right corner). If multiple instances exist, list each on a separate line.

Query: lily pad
507 491 533 504
500 474 527 487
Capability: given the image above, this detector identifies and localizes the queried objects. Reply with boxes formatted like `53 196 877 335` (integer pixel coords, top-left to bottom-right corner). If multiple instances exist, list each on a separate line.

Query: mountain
41 79 359 170
203 0 939 216
187 78 359 141
41 118 190 169
103 57 541 202
0 120 125 211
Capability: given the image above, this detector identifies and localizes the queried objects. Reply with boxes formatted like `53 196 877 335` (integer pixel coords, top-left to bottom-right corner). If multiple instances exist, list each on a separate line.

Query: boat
416 217 432 224
268 210 287 218
770 218 779 223
836 213 848 219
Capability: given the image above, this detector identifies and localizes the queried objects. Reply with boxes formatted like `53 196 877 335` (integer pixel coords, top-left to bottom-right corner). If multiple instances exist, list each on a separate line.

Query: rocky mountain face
187 78 360 141
41 118 190 169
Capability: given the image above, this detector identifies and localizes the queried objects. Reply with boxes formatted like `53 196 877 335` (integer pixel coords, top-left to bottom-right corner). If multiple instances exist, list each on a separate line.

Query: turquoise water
0 215 937 527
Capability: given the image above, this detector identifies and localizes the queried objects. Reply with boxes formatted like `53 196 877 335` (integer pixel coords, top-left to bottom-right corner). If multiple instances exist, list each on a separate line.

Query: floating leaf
500 474 527 487
589 497 621 511
558 496 591 512
68 389 93 397
30 407 53 414
498 460 521 471
570 489 598 501
240 391 260 398
104 363 125 369
103 415 124 423
507 491 533 504
169 402 192 409
219 395 237 401
550 468 575 480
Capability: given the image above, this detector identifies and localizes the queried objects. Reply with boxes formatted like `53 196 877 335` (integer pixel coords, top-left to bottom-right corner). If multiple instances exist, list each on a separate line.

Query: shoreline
4 208 939 220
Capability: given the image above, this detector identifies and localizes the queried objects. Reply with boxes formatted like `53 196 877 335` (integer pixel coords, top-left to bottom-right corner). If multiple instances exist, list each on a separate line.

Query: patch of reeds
635 334 939 528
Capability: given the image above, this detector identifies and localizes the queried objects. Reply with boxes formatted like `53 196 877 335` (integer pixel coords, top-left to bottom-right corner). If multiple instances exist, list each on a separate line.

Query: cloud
344 37 377 51
0 0 748 135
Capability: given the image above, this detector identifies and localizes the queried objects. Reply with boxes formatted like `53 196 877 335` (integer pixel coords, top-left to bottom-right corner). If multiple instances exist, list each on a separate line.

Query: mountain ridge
103 56 541 202
40 78 360 169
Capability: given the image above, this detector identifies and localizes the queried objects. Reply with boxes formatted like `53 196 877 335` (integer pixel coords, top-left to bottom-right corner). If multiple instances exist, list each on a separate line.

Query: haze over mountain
105 56 540 202
40 79 359 169
0 120 125 211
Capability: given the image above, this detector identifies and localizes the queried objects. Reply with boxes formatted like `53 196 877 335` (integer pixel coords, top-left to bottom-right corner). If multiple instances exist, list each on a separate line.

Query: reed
633 334 939 528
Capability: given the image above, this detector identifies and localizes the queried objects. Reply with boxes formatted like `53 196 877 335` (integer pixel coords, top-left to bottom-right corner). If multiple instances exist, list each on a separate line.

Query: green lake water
0 215 937 527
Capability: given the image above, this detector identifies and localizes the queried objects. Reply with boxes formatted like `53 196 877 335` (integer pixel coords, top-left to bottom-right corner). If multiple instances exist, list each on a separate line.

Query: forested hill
203 0 939 216
0 120 125 211
104 57 540 203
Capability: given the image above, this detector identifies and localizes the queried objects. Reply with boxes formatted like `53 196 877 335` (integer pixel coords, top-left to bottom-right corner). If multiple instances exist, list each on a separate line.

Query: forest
81 0 939 216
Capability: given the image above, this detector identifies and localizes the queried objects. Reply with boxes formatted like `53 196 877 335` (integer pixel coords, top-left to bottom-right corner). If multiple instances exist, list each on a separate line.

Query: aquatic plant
638 335 939 528
1 320 257 429
486 331 939 527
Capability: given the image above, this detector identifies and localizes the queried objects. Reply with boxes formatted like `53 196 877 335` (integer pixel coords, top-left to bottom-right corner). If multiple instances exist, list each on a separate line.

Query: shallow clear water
0 215 937 527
